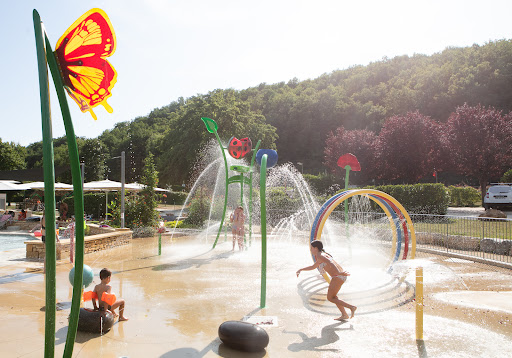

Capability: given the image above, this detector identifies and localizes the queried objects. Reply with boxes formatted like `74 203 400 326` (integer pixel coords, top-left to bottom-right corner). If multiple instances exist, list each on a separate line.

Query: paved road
447 206 512 219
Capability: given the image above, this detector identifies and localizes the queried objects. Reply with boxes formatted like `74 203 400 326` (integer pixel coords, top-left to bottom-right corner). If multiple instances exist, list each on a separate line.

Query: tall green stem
212 130 229 249
260 154 268 308
344 167 351 256
158 233 162 255
33 10 56 358
44 34 85 357
248 140 261 248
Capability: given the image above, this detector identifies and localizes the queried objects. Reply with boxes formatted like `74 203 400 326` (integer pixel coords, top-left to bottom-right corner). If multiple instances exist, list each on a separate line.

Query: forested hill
20 39 512 185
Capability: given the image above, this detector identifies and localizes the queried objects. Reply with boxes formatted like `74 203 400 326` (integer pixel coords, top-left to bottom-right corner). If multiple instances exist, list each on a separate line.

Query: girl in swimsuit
229 206 245 251
296 240 357 320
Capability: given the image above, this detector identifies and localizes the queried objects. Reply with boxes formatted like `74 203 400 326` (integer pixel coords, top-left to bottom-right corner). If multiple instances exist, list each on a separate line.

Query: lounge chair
0 214 13 230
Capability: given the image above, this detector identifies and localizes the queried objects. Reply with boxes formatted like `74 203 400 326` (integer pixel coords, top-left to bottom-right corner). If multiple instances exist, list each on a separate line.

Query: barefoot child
296 240 357 320
93 268 129 321
229 206 245 251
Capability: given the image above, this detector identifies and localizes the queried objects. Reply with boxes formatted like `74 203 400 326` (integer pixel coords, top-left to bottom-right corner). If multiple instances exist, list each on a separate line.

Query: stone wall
26 228 132 260
5 221 39 231
87 224 116 235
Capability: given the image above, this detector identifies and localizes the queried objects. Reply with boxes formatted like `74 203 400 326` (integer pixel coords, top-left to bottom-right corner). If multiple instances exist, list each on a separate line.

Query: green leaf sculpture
201 117 218 133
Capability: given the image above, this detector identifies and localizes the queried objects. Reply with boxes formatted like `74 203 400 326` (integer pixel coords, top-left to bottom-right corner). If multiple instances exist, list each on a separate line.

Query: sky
1 0 512 146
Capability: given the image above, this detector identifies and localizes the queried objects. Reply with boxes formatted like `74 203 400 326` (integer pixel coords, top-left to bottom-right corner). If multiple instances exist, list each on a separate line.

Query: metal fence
266 209 512 266
410 213 512 266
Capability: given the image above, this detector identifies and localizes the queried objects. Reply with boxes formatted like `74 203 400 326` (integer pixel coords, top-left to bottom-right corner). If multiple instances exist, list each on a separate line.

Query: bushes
303 173 339 195
131 227 156 238
106 153 160 233
266 186 304 226
184 194 210 227
63 193 107 219
163 191 188 205
448 186 480 207
107 193 159 230
363 183 450 215
163 220 197 229
501 169 512 183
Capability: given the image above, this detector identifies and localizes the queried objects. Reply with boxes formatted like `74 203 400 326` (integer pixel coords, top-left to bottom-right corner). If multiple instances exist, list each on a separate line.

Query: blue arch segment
309 190 351 244
309 190 405 264
369 194 403 263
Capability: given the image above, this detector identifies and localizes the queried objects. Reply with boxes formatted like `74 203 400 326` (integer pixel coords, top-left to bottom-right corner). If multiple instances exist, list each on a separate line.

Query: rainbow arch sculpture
310 189 416 282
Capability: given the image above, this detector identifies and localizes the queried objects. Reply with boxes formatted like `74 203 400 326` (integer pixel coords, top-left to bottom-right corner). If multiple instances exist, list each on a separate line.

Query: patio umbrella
25 181 74 191
83 179 124 191
127 182 169 192
83 180 120 219
0 180 32 191
83 180 168 219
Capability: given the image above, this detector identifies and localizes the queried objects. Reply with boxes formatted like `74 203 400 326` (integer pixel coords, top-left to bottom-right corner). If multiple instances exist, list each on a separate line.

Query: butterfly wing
55 9 117 120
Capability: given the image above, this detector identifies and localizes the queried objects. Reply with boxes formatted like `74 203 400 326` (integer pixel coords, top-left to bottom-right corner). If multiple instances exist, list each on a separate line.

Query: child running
297 240 357 320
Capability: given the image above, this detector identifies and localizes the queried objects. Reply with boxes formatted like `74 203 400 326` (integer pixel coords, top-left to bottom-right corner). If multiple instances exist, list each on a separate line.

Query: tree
80 138 108 181
157 89 278 185
323 127 378 185
139 153 159 227
376 111 444 183
0 139 27 171
501 169 512 183
444 104 512 202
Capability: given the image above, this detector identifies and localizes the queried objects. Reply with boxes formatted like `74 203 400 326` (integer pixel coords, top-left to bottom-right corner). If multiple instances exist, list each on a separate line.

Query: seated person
18 209 27 221
92 268 128 321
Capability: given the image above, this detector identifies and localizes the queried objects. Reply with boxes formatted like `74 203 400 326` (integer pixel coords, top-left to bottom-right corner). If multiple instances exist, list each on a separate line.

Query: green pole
158 233 162 255
225 218 227 242
44 33 85 358
240 173 246 248
260 154 268 308
249 140 261 248
201 118 229 249
33 10 57 357
344 166 351 256
240 174 244 208
212 129 229 249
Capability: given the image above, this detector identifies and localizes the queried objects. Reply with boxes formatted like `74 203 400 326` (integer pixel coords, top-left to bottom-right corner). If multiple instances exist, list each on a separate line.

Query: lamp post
297 162 303 174
80 163 85 189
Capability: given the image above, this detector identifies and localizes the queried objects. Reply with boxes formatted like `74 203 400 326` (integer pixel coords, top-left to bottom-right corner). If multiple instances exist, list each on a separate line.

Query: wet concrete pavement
0 235 511 357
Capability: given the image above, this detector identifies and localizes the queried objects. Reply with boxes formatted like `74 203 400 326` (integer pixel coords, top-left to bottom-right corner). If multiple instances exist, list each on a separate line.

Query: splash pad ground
0 235 511 357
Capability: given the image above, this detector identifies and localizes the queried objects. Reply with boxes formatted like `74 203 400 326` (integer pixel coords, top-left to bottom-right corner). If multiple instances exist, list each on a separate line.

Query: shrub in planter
132 227 157 238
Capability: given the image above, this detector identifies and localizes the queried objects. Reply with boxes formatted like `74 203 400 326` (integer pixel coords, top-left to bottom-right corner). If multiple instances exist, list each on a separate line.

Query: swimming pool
0 234 38 251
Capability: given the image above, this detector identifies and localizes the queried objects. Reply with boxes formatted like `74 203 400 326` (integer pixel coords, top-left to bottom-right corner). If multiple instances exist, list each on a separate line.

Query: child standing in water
93 268 129 321
229 206 245 251
296 240 357 320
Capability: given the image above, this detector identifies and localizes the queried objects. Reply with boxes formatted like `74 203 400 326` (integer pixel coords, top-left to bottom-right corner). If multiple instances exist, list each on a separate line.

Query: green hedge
361 183 450 215
63 193 108 219
303 173 338 194
163 191 188 205
448 186 480 207
164 220 196 229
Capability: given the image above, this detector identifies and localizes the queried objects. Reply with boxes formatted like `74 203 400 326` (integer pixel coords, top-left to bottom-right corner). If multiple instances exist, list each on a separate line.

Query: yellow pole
416 266 424 340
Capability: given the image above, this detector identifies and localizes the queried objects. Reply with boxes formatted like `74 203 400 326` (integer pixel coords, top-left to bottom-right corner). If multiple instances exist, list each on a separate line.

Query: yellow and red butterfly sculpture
54 9 117 120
